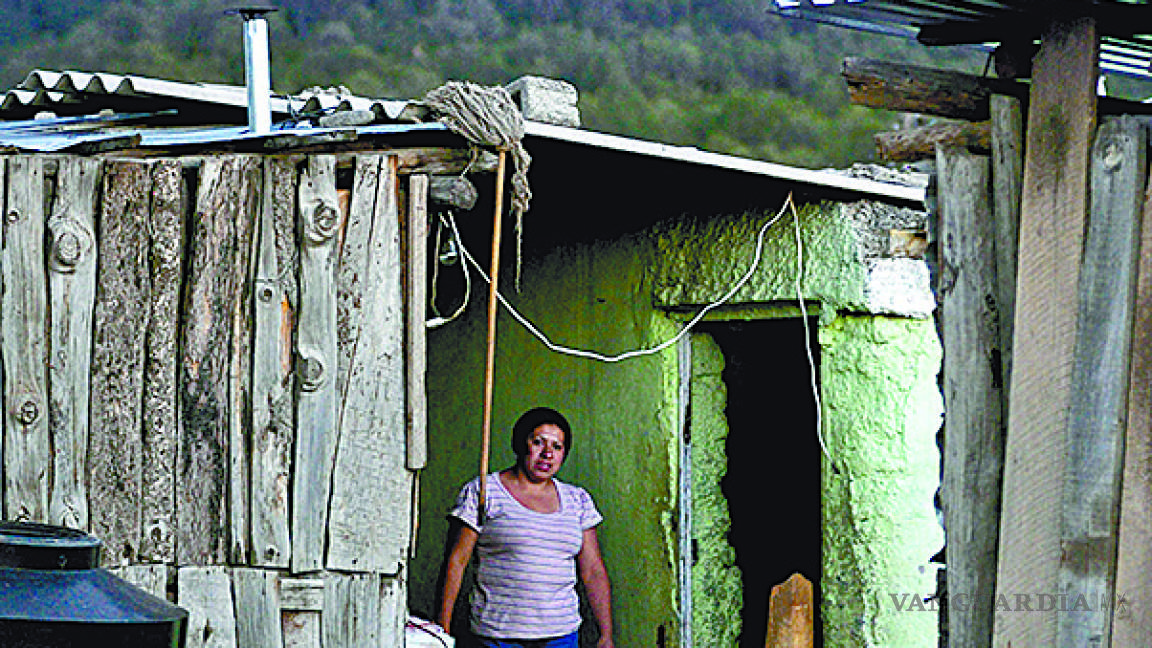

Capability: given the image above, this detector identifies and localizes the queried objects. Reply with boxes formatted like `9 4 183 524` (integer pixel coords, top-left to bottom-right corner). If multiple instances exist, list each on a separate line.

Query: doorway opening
701 317 822 647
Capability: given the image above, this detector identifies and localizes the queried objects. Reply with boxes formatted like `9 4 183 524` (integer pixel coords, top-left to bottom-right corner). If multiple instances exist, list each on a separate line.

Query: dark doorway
702 318 822 648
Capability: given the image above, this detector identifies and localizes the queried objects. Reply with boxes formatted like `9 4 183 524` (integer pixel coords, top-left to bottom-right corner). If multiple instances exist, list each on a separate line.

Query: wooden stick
479 149 508 520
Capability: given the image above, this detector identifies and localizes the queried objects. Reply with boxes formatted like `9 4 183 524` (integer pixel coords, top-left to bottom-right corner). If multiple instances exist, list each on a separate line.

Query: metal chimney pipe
235 7 277 134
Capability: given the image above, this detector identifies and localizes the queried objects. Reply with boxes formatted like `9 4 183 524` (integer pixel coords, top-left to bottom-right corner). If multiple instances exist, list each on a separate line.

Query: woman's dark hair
511 407 573 458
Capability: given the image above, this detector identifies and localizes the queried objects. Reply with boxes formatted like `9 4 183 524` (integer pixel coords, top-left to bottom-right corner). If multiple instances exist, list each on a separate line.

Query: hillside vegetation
0 0 987 168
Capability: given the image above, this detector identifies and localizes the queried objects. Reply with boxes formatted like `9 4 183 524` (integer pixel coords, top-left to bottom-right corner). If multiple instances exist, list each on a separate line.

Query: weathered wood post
1057 115 1145 648
993 15 1098 648
938 145 1001 648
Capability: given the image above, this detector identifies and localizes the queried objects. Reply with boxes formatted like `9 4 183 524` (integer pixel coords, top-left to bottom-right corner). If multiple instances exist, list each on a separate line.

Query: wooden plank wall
0 152 432 648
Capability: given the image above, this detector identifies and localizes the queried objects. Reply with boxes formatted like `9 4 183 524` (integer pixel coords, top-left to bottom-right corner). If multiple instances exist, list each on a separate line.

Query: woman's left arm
578 527 615 648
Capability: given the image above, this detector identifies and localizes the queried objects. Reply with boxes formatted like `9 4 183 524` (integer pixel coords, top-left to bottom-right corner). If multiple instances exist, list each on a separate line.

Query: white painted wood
252 156 298 568
292 155 342 573
327 155 411 573
234 568 284 648
282 611 321 648
139 159 183 563
179 566 238 648
3 156 49 522
46 157 100 530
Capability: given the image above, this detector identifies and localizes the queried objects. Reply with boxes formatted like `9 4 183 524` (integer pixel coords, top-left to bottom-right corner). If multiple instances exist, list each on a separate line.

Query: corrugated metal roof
772 0 1152 80
2 70 425 124
0 69 928 205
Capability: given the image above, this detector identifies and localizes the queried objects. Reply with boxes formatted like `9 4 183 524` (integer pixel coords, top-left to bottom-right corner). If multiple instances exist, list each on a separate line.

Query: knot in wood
257 282 277 303
307 203 340 242
53 231 84 268
5 209 18 224
16 399 39 426
298 354 325 391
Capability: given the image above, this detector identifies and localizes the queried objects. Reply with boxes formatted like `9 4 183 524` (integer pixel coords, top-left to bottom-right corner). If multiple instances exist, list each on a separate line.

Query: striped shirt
449 473 603 640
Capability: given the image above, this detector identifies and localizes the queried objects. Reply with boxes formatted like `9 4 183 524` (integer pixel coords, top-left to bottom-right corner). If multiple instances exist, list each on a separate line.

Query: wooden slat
292 154 342 573
251 156 299 568
327 154 411 573
993 16 1098 648
234 568 284 648
111 563 169 599
3 156 49 522
765 573 813 648
280 577 325 611
179 566 238 648
322 573 382 647
380 576 407 642
229 157 260 564
990 93 1023 400
1112 136 1152 647
937 145 1001 648
46 157 101 529
406 174 429 470
139 159 184 563
89 160 152 565
177 156 259 565
1057 115 1145 648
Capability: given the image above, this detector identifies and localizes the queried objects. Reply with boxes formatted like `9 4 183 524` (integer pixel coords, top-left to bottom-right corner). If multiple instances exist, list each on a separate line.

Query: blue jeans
475 631 579 648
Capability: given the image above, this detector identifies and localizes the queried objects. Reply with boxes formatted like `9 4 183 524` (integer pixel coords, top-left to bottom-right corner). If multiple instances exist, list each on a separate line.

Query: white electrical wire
448 193 835 469
450 197 791 363
790 200 836 473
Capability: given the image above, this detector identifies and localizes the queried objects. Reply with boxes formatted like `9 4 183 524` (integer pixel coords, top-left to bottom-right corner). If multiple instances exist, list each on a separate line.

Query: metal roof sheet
0 70 929 206
4 70 423 123
772 0 1152 80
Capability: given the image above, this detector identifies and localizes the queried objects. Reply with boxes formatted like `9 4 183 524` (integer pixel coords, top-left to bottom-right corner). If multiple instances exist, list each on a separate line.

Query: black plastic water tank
0 521 188 647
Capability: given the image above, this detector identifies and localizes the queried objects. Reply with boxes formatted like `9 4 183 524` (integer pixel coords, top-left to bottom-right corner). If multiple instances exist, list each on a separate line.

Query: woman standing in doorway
437 407 614 648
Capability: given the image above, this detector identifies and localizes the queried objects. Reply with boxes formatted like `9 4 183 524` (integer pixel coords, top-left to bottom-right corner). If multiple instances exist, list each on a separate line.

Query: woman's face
520 423 567 482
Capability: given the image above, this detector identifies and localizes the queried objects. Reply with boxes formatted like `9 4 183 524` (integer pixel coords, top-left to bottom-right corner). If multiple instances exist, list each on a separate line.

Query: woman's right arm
437 520 479 632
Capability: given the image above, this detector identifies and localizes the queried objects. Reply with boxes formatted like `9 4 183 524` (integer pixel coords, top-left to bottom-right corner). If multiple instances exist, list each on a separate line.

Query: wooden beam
875 120 991 162
842 57 1152 123
1111 141 1152 646
842 57 1024 122
1057 115 1145 648
937 145 1001 648
993 16 1098 648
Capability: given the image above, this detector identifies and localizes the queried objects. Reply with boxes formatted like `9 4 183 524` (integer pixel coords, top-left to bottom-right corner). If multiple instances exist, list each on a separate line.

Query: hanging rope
423 81 533 521
423 81 533 287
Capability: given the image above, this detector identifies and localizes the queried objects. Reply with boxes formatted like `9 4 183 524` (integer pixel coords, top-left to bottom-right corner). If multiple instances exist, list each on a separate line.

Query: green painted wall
410 199 943 647
410 234 683 647
819 315 943 647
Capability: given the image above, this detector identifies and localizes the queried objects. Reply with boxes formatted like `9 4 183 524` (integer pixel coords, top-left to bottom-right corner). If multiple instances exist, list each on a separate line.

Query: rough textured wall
412 195 942 648
410 234 682 648
688 332 742 646
819 315 944 647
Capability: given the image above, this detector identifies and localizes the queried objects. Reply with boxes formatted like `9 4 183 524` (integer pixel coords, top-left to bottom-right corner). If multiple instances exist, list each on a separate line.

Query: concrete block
506 76 580 127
